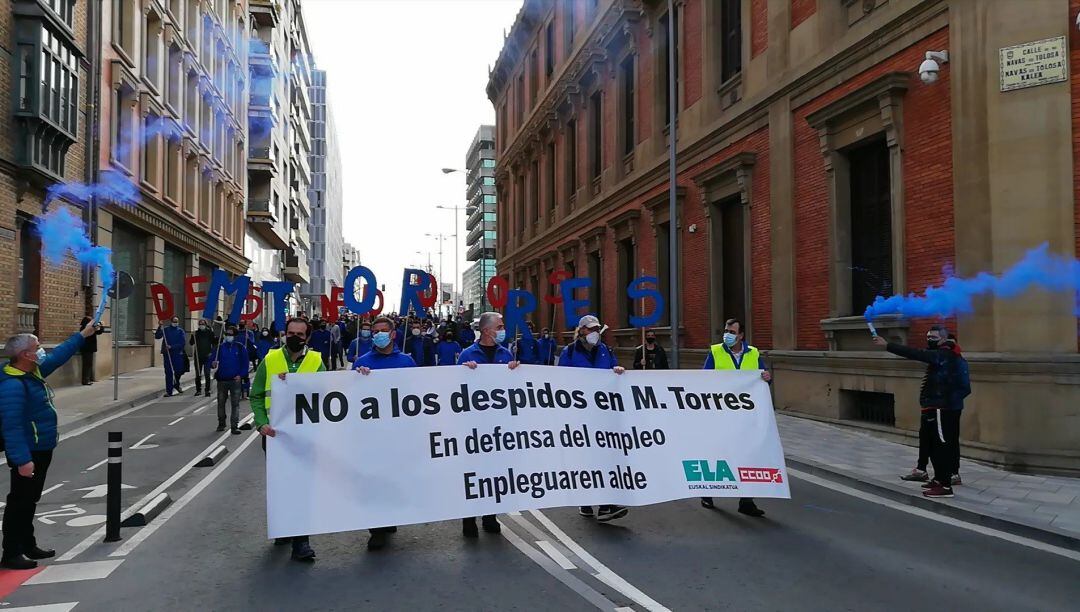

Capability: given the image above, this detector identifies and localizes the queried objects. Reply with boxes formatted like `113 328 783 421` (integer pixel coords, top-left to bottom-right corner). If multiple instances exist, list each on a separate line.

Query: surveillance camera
919 50 948 84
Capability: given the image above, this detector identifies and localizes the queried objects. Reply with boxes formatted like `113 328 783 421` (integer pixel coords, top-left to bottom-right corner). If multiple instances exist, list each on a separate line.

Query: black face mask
646 337 656 344
927 339 940 349
286 335 307 353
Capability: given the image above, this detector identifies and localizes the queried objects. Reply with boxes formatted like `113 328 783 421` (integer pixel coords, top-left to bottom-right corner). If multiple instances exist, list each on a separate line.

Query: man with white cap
557 314 628 522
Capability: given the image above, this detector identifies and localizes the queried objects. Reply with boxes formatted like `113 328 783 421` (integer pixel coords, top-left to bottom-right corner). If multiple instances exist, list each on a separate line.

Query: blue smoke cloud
864 244 1080 320
37 207 115 321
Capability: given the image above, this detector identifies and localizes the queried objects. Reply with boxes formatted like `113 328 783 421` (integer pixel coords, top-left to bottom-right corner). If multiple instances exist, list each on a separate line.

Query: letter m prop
202 268 250 323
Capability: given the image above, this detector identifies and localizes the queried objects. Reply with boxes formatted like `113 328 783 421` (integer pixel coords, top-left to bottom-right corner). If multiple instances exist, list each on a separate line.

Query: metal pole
666 0 679 368
112 269 120 401
104 431 123 542
455 207 460 313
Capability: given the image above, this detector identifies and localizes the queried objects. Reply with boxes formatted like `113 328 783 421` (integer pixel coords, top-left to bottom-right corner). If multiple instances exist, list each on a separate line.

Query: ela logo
682 460 737 482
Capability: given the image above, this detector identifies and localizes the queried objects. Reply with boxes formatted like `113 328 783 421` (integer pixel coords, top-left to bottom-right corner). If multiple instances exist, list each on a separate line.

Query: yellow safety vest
261 347 322 410
709 343 760 371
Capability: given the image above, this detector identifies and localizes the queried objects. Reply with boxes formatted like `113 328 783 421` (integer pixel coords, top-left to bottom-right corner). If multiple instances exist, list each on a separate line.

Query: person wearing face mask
353 316 417 551
435 331 462 366
557 315 628 523
154 317 188 397
457 312 520 537
538 327 556 366
701 318 771 517
873 325 968 498
347 321 374 363
209 325 248 434
404 321 435 367
0 319 98 569
236 322 256 399
457 319 476 347
309 321 333 369
190 319 217 397
329 316 343 371
251 318 325 562
512 322 541 365
78 316 103 385
633 330 669 370
255 327 275 366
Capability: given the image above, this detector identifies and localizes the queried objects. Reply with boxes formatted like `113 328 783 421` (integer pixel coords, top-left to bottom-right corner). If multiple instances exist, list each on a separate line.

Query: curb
785 455 1080 553
59 387 172 433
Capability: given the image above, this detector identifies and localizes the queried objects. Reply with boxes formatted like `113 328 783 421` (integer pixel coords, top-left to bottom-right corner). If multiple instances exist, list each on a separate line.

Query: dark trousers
916 410 934 471
3 450 53 558
330 343 342 371
194 359 212 394
217 379 241 428
929 409 962 487
164 356 183 394
261 436 309 546
80 353 95 384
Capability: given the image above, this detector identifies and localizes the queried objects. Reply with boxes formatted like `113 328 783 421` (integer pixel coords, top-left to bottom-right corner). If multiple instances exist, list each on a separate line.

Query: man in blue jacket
353 316 416 551
558 315 628 523
512 322 541 365
309 321 332 368
154 316 187 396
538 327 557 365
403 320 435 366
210 325 249 434
435 331 462 366
457 320 476 347
0 320 96 569
458 311 519 537
347 320 373 363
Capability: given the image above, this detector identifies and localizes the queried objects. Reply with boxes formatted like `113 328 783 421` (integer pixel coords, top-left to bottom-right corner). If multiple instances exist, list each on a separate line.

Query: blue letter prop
627 276 664 328
504 289 537 340
559 277 593 328
201 269 250 323
343 265 378 315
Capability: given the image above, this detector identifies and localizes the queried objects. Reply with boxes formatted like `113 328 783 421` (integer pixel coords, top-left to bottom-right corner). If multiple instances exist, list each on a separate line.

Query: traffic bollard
104 431 123 542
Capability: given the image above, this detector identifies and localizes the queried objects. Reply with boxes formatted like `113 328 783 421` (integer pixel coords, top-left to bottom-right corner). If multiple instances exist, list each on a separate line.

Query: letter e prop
560 277 592 328
185 275 208 312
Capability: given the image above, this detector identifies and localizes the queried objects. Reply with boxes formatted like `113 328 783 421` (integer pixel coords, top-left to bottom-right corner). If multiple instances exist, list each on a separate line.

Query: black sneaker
0 555 37 570
701 497 715 509
24 546 54 560
291 541 315 561
273 537 290 546
578 506 595 518
738 501 765 518
367 531 388 551
596 506 628 522
231 428 241 435
462 518 479 538
481 516 501 534
216 425 226 432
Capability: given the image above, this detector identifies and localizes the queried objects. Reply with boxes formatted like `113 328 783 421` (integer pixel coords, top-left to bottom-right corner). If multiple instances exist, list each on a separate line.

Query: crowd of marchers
0 307 969 568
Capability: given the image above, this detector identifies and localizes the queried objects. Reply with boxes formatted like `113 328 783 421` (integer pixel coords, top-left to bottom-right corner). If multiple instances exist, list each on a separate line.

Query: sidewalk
778 413 1080 547
52 366 169 429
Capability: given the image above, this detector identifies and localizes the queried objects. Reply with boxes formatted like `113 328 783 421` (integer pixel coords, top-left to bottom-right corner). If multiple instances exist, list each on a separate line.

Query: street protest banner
266 366 789 538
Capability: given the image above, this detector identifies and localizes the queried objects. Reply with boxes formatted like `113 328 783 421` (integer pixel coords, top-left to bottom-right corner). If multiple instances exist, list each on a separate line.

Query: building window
166 43 182 111
545 21 555 78
848 138 893 314
483 158 496 168
715 196 747 329
142 113 162 188
111 221 147 343
17 216 42 307
186 0 199 38
45 0 75 26
720 0 742 83
515 74 524 131
145 11 163 90
185 69 198 131
515 174 525 236
659 9 679 125
589 91 602 181
498 103 507 150
620 55 635 156
165 135 181 205
530 49 540 107
115 0 135 56
483 194 497 204
618 238 636 328
14 21 80 179
566 118 577 198
483 176 495 185
530 159 540 224
546 141 556 214
114 84 136 170
587 250 602 317
656 222 672 326
564 0 576 49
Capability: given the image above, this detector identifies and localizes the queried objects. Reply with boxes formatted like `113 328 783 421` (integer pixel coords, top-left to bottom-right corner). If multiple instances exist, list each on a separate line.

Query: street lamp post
435 203 464 314
425 233 449 316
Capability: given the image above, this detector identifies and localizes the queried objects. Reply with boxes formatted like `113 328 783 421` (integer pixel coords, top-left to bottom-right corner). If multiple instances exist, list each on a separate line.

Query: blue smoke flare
37 207 115 321
864 244 1080 320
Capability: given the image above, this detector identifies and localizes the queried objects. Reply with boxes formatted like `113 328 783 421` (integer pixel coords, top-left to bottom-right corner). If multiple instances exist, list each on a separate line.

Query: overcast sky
304 0 522 313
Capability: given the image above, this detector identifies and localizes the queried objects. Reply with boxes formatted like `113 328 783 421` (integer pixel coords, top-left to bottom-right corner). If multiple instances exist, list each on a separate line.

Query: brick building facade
488 0 1080 474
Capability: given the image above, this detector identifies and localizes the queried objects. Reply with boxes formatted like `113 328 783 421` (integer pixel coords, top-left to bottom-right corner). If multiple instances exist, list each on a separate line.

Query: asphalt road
1 393 1078 611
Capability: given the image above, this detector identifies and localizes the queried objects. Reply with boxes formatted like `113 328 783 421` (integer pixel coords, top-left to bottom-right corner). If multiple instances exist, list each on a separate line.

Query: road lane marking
498 519 614 610
25 560 123 584
191 405 208 415
3 603 78 612
56 416 252 562
167 417 184 426
58 397 210 442
41 483 65 496
129 434 158 449
109 431 260 557
83 458 107 472
528 510 671 612
788 469 1080 563
536 539 577 570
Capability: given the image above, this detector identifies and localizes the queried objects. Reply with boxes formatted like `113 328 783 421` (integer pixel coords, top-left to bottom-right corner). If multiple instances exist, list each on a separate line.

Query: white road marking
73 484 135 499
56 418 251 562
58 397 170 442
615 608 634 612
129 434 158 449
83 458 107 472
536 539 577 570
528 510 671 612
167 417 184 426
109 431 260 557
25 560 123 585
191 405 208 415
788 469 1080 562
498 520 614 610
3 604 79 612
41 483 65 496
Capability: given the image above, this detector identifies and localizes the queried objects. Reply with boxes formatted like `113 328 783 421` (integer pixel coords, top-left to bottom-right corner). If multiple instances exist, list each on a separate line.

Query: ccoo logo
737 467 784 483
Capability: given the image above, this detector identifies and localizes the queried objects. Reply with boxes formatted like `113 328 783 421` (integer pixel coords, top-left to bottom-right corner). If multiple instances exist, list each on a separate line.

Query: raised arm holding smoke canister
0 318 97 569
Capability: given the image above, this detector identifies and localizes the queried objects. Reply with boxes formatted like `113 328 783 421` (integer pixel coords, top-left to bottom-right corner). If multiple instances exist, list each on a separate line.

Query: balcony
284 251 310 284
467 241 495 262
290 215 310 248
248 39 275 75
250 0 280 27
248 142 276 177
246 198 289 250
466 202 495 230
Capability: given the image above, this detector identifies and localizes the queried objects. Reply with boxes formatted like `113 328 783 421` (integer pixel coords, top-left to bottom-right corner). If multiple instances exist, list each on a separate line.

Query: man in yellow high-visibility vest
701 317 771 518
251 318 324 561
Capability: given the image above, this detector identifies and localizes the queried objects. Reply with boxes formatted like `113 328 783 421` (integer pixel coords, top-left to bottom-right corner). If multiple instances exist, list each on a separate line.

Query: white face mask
33 347 47 362
585 331 600 346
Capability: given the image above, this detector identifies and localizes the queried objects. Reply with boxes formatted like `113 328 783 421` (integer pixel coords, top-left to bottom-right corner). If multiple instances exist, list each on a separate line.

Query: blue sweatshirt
436 340 462 366
210 340 250 380
347 336 373 363
309 329 332 355
514 337 540 365
404 335 435 366
353 347 417 370
538 337 557 365
557 340 618 369
457 342 514 365
457 327 476 347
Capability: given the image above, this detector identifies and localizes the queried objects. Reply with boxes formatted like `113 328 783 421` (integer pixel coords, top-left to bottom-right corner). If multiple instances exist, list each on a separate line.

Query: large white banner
266 365 789 538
